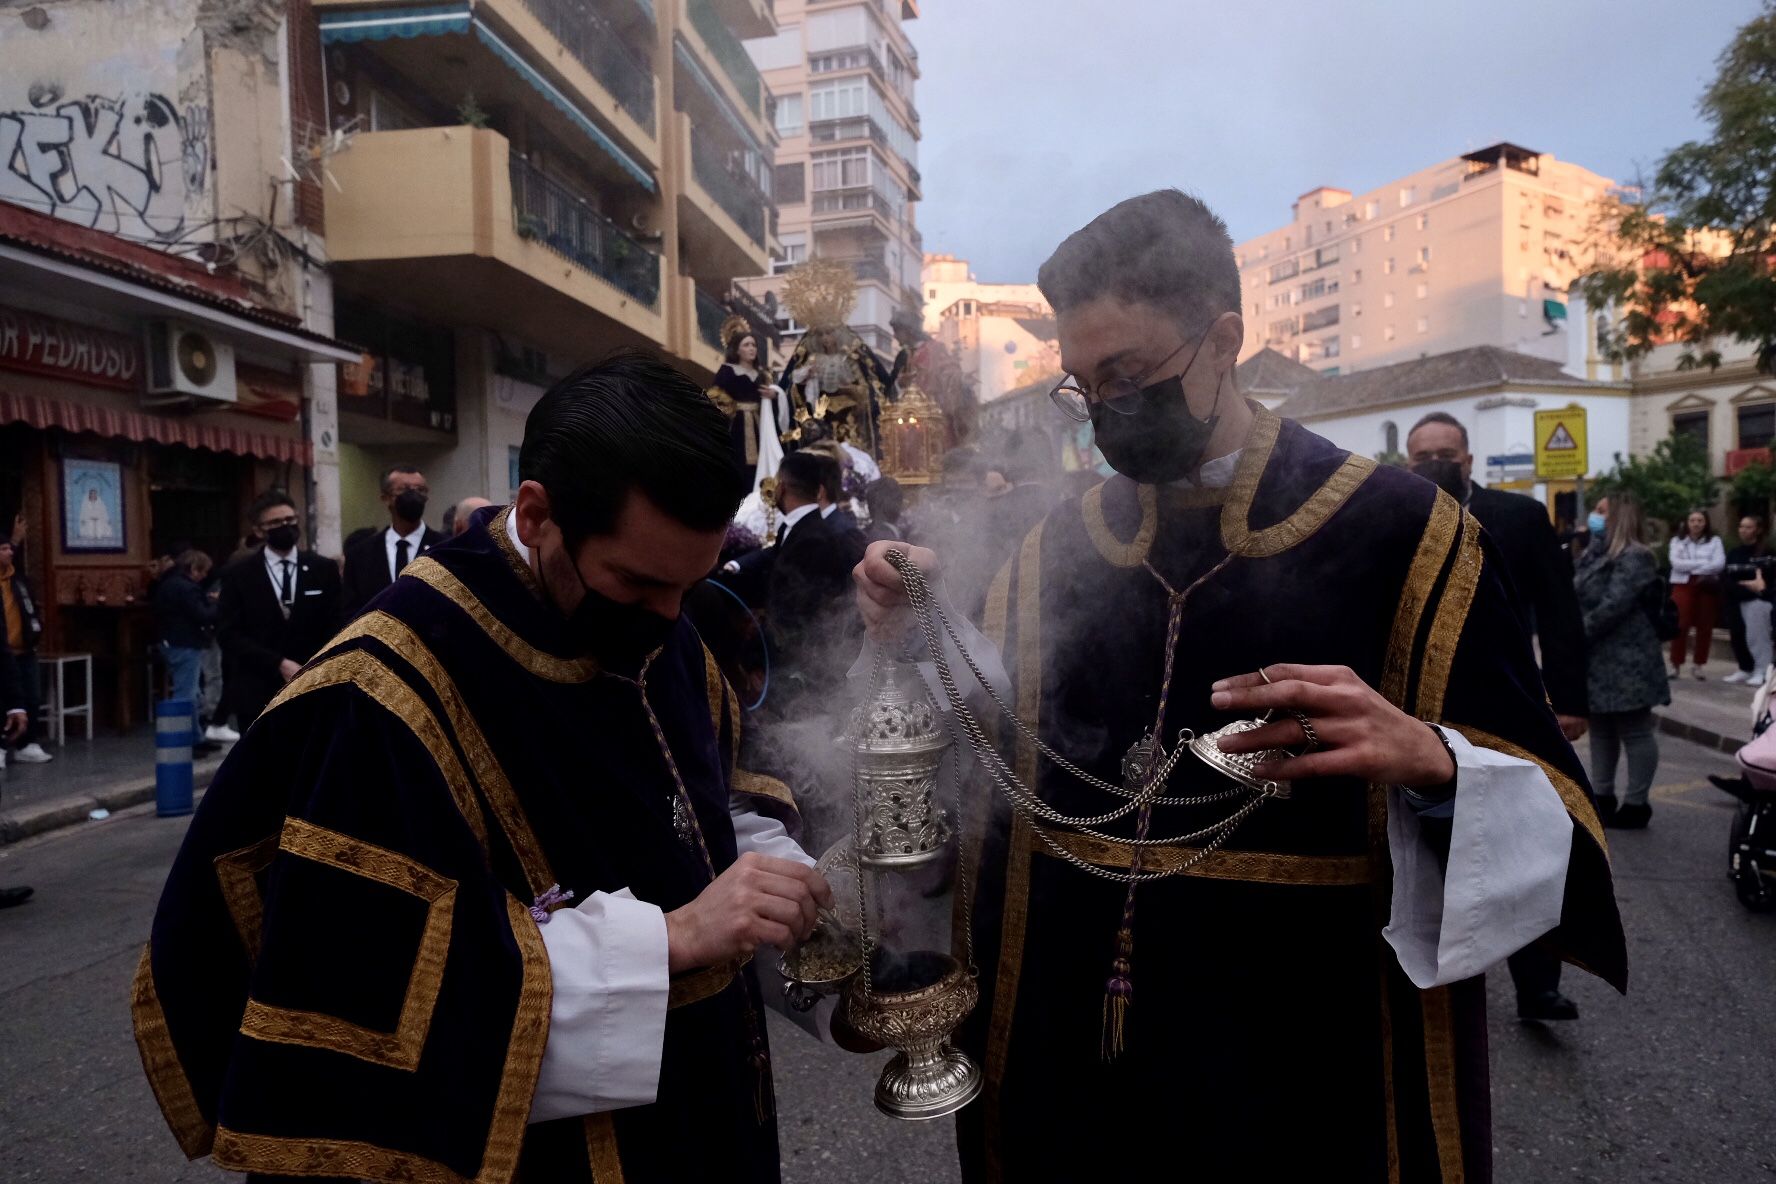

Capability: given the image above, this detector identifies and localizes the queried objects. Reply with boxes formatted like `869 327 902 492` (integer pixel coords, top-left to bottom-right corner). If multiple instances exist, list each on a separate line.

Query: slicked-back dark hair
247 489 297 525
1038 189 1241 336
777 450 831 503
1408 411 1470 451
520 350 745 541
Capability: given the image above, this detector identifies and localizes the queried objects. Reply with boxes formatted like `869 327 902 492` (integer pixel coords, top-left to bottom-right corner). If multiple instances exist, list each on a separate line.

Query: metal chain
884 550 1277 883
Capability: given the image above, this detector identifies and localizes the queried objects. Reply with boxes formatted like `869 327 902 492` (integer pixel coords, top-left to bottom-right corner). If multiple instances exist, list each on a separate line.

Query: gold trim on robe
238 818 458 1072
1221 408 1378 558
404 556 600 685
213 835 279 963
1032 825 1375 885
131 946 215 1159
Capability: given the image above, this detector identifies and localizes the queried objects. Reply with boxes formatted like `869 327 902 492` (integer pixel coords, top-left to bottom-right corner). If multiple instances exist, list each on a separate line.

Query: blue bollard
155 698 195 817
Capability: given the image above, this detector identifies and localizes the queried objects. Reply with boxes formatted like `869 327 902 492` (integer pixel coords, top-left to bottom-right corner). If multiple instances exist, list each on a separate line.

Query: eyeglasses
1048 337 1196 422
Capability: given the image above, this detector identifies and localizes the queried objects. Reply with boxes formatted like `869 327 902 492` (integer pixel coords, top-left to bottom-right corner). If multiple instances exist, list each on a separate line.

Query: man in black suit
217 491 344 727
1408 411 1589 1023
341 464 446 617
759 451 860 703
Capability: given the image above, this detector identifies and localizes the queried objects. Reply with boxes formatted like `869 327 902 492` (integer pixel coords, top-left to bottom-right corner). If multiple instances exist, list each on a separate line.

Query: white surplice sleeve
730 796 816 868
1382 726 1572 988
528 889 671 1123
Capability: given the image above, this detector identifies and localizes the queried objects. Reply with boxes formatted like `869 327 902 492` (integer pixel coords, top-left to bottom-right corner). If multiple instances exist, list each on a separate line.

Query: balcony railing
811 188 898 218
695 287 727 351
687 0 762 114
809 44 889 85
809 116 889 149
689 130 767 245
516 0 656 132
511 155 662 307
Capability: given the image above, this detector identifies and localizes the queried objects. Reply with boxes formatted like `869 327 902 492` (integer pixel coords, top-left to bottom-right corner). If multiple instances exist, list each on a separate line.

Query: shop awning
0 388 311 465
318 5 657 192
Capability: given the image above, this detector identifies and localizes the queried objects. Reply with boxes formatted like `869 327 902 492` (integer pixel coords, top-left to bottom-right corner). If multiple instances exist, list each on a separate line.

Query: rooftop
1271 344 1623 420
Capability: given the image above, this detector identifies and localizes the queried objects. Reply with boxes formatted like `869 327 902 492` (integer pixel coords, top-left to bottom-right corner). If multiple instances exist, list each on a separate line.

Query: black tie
395 538 410 576
279 560 294 608
775 523 786 545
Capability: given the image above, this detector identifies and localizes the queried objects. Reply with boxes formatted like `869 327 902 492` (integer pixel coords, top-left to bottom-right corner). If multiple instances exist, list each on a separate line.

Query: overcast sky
909 0 1763 282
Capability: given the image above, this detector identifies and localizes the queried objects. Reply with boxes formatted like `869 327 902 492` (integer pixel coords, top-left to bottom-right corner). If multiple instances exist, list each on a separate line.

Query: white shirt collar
504 509 531 564
387 521 426 547
263 544 296 571
819 503 837 518
1167 449 1242 491
781 503 820 532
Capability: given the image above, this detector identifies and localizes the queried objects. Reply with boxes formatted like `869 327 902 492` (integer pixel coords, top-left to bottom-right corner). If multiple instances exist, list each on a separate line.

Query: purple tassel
528 883 575 924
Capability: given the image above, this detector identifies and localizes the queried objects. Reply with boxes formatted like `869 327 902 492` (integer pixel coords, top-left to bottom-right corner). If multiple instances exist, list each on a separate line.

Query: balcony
812 187 899 219
709 0 774 39
511 153 661 307
684 0 764 118
314 0 661 166
513 0 656 133
810 116 890 150
325 126 666 358
809 44 890 87
669 275 725 376
676 113 770 278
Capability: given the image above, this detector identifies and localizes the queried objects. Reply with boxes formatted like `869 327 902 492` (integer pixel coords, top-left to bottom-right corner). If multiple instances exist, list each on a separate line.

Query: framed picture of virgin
62 458 127 553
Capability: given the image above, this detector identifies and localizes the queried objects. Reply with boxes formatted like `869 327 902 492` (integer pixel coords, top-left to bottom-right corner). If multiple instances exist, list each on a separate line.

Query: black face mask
1090 327 1222 484
553 538 676 669
265 524 300 552
1409 458 1468 502
394 490 428 523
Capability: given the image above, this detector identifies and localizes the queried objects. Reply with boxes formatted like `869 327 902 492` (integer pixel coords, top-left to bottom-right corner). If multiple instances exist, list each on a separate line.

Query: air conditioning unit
144 320 237 407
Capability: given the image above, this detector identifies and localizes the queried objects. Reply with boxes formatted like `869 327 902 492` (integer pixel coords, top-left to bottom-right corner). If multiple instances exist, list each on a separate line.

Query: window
1351 333 1363 350
774 162 806 203
1365 200 1380 219
1301 305 1339 332
1673 410 1710 451
751 24 803 70
1416 213 1429 231
811 146 870 189
1384 291 1395 308
1384 224 1396 242
1321 336 1340 358
774 93 804 137
1269 259 1300 284
1351 236 1362 254
1324 220 1333 234
1416 282 1428 299
1383 421 1398 453
1739 403 1776 449
806 5 873 51
927 287 937 298
771 234 808 273
1352 302 1362 318
1385 257 1396 275
1416 316 1429 334
1399 186 1417 207
1352 268 1363 284
809 78 869 121
1418 246 1432 264
1385 324 1396 341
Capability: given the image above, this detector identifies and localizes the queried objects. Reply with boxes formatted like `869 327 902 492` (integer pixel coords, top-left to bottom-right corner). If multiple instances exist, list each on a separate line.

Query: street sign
1534 406 1588 479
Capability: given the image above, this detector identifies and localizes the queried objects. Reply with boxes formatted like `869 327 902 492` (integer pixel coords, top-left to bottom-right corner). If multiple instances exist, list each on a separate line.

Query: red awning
0 387 311 465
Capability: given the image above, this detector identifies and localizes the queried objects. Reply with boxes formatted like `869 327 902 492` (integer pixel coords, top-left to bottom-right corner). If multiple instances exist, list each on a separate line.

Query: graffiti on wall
0 89 210 243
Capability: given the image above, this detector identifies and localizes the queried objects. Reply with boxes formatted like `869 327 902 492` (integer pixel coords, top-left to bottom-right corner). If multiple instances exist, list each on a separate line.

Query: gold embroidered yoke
951 410 1624 1184
132 509 789 1184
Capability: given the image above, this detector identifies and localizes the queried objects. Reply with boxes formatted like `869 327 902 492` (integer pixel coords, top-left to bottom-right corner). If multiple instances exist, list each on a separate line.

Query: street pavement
1 731 1771 1183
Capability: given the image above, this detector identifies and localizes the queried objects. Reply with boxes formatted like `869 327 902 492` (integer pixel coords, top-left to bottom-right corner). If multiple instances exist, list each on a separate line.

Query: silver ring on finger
1291 710 1321 753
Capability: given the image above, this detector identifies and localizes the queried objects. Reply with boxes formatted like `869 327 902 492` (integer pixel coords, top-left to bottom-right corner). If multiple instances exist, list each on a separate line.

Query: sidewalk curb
0 760 223 846
1653 711 1748 757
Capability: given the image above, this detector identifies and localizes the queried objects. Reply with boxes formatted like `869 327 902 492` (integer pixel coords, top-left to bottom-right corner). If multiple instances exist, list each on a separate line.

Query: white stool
37 652 94 746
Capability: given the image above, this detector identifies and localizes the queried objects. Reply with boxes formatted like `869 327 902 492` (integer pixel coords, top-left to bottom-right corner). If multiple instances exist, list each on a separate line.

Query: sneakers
12 743 52 763
1692 664 1707 680
1724 670 1754 684
203 724 241 743
1669 665 1683 679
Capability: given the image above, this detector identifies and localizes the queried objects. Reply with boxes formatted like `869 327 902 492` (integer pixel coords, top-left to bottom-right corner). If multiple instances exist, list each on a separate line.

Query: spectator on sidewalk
1578 493 1666 829
0 513 50 765
218 491 344 728
1668 507 1726 679
152 550 232 744
342 465 445 617
1724 514 1772 685
0 644 30 907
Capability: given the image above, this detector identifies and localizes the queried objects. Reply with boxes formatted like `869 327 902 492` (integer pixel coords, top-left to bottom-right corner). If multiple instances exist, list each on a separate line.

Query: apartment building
1235 143 1620 377
740 0 924 356
315 0 778 529
921 253 1044 335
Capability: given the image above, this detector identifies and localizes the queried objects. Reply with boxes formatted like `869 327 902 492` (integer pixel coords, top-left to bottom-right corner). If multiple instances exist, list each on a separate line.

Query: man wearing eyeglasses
342 465 447 617
853 190 1625 1182
216 490 343 727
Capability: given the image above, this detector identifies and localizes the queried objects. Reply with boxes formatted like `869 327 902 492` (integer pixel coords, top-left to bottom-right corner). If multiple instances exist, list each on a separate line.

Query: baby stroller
1710 668 1776 911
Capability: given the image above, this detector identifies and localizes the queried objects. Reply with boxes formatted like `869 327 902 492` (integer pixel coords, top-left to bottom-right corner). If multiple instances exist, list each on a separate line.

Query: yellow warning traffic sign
1534 407 1588 479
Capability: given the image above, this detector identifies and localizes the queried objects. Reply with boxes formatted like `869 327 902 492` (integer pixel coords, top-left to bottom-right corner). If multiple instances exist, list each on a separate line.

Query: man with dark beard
853 190 1623 1183
136 352 829 1184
